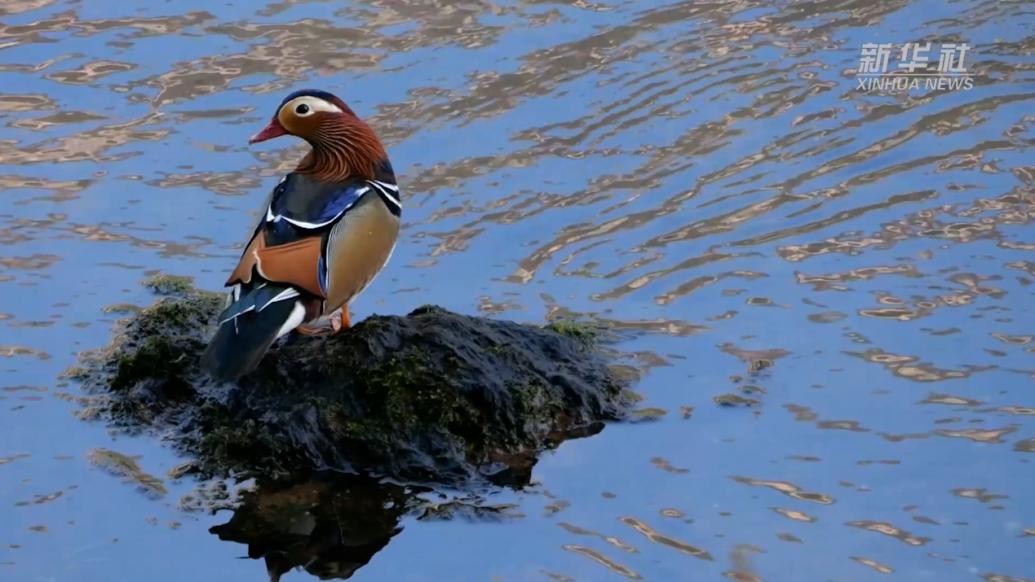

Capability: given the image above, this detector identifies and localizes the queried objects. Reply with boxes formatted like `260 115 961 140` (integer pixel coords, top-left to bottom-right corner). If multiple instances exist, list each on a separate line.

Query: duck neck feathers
296 115 388 182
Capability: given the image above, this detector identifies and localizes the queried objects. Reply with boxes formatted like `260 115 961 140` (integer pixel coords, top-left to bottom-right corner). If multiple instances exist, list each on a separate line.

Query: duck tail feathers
202 283 305 381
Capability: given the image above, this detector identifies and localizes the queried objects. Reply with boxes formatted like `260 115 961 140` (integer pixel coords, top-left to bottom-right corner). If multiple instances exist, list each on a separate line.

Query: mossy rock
142 273 196 295
77 282 628 484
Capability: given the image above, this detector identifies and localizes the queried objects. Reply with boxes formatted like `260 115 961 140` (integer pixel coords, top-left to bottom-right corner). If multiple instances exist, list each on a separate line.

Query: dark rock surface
74 281 628 485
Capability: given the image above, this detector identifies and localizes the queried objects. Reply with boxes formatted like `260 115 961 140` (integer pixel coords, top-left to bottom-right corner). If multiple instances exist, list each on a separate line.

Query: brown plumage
296 116 388 181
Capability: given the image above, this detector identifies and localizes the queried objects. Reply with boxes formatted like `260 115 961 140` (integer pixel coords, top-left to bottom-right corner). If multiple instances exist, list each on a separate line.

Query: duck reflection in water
210 423 591 580
211 475 412 581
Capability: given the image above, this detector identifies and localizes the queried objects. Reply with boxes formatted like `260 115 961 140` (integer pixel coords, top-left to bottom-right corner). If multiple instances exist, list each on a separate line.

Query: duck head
249 89 356 144
250 89 388 181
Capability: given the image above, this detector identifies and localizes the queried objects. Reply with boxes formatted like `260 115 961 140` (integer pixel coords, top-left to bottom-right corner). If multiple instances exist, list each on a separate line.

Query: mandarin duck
203 89 400 380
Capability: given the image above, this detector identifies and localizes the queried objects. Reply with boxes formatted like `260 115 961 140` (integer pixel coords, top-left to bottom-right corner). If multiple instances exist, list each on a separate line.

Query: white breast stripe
372 180 399 192
280 214 349 229
265 187 370 230
368 181 401 211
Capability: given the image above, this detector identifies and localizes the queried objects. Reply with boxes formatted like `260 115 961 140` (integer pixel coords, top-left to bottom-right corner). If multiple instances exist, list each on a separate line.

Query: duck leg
296 307 351 336
330 306 351 334
294 322 328 336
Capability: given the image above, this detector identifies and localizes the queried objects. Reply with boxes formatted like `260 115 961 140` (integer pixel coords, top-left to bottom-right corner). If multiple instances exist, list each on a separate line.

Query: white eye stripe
282 96 343 117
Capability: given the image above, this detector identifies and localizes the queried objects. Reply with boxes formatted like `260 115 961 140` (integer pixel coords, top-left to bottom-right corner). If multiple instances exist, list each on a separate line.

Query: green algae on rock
87 448 168 499
75 281 628 484
141 273 196 296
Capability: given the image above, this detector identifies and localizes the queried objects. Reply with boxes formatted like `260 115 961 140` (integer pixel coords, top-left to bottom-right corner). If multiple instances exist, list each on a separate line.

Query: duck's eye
295 103 310 115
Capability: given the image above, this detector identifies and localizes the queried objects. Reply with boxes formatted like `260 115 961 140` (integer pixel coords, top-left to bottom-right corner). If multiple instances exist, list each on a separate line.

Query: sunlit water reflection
1 0 1034 580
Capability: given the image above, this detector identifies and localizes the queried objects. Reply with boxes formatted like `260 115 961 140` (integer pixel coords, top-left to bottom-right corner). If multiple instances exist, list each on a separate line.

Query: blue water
2 0 1034 580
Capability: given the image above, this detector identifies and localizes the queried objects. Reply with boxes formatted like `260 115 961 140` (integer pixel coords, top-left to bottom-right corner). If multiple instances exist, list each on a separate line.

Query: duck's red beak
249 118 287 144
